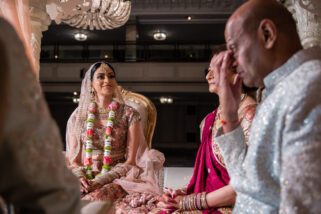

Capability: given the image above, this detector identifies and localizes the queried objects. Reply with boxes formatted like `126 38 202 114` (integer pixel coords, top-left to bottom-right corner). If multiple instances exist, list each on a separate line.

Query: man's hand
214 51 242 132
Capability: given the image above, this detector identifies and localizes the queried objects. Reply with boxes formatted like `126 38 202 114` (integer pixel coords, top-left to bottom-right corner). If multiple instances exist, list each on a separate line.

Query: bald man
213 0 321 213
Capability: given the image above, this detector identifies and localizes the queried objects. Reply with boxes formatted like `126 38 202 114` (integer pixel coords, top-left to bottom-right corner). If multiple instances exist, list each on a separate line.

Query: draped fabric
187 111 229 214
0 18 80 213
0 0 36 73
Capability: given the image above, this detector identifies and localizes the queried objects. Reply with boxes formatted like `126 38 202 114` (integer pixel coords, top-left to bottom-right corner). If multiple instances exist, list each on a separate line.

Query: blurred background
40 0 244 167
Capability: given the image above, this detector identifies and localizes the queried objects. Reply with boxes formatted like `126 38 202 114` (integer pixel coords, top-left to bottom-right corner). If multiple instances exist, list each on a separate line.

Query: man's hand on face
215 51 242 132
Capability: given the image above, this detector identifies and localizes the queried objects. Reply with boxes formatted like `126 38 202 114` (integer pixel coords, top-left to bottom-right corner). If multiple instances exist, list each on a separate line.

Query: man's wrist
222 120 240 133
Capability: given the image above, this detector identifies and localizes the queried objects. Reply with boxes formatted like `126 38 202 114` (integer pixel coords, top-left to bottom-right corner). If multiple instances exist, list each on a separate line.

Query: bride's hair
90 61 116 81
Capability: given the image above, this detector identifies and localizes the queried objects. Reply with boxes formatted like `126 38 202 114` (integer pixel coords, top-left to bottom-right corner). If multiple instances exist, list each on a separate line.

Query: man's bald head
224 0 302 88
228 0 298 38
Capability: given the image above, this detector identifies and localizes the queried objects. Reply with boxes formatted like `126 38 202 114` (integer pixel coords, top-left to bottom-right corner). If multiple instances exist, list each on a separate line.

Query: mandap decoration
278 0 321 48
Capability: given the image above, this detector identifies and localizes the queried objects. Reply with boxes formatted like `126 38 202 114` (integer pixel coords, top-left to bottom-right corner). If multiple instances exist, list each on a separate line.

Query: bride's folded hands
79 177 103 193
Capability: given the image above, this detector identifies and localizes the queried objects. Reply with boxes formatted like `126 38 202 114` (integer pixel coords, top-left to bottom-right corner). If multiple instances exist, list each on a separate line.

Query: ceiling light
73 91 78 96
54 55 58 59
74 33 87 41
153 31 167 41
187 16 192 21
104 54 109 59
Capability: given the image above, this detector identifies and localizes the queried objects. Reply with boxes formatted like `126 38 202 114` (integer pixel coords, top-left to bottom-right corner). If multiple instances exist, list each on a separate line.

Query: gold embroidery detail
218 207 233 214
212 108 227 168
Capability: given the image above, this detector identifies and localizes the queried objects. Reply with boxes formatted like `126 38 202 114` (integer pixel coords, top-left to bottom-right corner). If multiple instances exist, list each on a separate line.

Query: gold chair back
118 86 157 148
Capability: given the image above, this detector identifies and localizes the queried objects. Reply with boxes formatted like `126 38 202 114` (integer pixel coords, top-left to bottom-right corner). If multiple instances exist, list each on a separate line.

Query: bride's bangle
72 167 85 178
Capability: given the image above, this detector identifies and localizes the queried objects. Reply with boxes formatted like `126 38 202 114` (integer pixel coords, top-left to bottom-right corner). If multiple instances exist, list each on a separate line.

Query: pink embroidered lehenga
175 96 256 214
66 68 165 213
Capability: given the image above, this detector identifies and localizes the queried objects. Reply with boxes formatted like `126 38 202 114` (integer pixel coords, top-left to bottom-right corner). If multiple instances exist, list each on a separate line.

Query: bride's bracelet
72 167 85 178
93 164 131 185
179 192 209 211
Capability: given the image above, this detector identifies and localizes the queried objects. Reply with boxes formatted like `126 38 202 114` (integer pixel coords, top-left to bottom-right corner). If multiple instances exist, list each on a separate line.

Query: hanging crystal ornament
46 0 131 30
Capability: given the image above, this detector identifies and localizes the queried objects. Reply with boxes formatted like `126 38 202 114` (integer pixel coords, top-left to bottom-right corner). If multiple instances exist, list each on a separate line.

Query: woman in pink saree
66 61 164 213
159 52 257 213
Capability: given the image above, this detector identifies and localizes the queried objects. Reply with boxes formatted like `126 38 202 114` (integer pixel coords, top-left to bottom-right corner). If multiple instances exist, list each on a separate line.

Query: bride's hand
79 177 91 193
87 181 103 192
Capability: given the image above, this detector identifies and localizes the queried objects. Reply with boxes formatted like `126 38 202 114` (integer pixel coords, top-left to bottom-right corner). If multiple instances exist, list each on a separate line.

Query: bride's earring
90 87 95 101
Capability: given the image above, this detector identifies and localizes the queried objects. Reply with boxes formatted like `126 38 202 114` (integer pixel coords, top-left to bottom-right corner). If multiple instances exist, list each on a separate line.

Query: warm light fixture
72 91 80 103
160 96 173 104
187 16 192 20
74 33 87 41
153 31 167 41
73 98 80 103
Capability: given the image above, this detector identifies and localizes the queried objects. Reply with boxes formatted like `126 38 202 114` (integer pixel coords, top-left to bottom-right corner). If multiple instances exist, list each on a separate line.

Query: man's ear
258 19 277 49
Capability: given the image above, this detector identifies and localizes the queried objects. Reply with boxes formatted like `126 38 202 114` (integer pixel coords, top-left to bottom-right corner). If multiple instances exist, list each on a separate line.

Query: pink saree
187 110 229 214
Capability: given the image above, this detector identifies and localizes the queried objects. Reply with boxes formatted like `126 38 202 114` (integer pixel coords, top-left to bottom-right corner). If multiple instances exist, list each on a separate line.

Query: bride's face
91 65 116 97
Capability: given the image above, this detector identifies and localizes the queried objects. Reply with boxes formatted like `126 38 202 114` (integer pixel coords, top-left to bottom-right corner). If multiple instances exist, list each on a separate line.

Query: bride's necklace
97 107 110 120
84 99 118 179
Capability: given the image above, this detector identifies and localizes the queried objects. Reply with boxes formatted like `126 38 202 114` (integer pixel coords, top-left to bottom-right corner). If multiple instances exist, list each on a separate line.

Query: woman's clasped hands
157 187 187 212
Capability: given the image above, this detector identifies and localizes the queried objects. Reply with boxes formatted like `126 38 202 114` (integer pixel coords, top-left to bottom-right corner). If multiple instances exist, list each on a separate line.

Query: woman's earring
90 88 95 100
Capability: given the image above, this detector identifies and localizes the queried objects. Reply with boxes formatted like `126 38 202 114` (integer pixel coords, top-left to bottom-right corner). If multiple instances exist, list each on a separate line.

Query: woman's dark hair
90 61 116 81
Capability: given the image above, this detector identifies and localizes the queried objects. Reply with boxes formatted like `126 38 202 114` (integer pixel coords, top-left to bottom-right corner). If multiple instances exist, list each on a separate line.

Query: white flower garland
84 100 118 179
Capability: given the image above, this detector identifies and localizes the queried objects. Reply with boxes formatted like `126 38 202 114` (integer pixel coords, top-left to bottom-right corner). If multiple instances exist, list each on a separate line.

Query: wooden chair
118 86 157 149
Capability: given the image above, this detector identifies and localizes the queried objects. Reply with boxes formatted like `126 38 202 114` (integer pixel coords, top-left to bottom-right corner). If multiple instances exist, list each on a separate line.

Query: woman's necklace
84 99 118 179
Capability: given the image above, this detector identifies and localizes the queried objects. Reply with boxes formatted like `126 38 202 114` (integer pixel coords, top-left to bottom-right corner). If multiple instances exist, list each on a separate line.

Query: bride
66 61 165 213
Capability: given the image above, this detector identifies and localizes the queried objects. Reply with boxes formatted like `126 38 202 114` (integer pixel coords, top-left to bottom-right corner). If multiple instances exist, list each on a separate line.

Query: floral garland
84 99 118 179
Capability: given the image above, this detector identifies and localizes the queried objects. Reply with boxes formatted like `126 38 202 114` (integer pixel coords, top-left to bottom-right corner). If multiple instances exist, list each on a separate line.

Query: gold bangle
196 193 202 210
201 192 209 209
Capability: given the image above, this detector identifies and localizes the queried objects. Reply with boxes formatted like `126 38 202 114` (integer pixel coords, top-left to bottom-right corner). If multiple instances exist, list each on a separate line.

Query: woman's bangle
180 193 208 211
201 192 209 210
